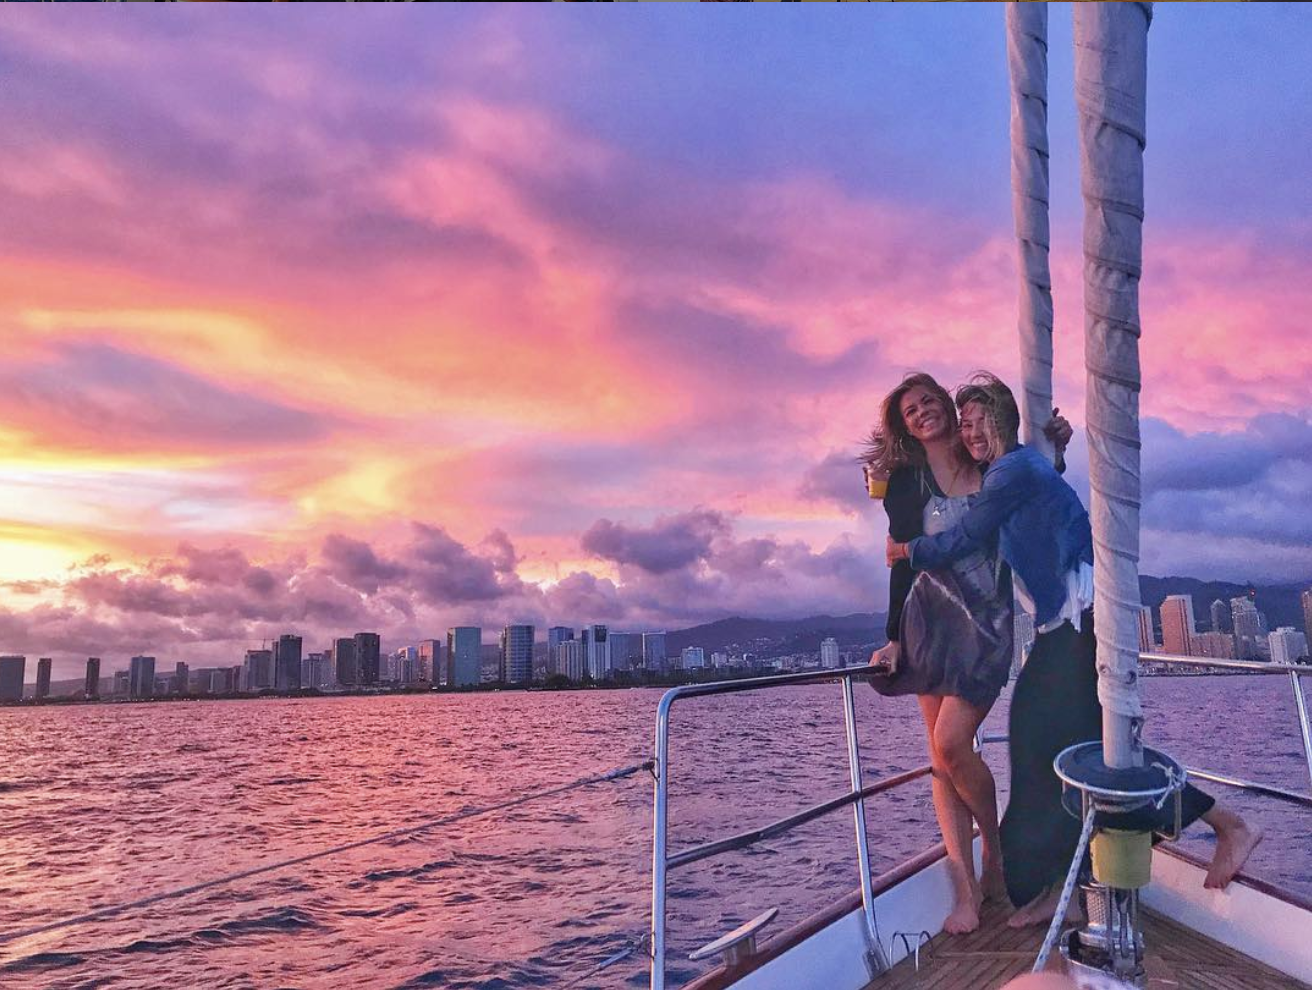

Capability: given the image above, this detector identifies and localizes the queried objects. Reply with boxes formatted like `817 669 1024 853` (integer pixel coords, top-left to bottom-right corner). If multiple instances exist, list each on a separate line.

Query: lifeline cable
0 758 654 949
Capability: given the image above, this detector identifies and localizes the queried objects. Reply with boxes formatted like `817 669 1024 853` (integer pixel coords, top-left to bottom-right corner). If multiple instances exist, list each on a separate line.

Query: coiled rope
0 758 654 949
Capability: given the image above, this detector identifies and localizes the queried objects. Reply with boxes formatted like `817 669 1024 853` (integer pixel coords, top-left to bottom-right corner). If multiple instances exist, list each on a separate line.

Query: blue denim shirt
907 445 1093 629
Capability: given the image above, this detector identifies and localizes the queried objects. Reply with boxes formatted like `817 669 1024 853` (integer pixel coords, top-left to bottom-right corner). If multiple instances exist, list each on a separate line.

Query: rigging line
0 758 655 950
1032 804 1097 974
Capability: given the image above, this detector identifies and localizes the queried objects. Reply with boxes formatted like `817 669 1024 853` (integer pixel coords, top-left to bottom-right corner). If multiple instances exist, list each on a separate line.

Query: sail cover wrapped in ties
1074 2 1153 765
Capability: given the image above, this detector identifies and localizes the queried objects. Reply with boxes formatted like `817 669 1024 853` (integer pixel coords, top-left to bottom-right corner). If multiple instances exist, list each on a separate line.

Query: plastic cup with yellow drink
863 463 888 500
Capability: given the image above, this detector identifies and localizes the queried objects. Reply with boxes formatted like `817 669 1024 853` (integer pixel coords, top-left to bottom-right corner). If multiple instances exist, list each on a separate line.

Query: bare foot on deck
1007 885 1081 929
1204 816 1264 889
943 892 983 935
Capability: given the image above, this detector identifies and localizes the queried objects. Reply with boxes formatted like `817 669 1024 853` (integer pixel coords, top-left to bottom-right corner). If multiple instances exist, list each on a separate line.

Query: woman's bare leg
933 696 1005 903
919 695 982 934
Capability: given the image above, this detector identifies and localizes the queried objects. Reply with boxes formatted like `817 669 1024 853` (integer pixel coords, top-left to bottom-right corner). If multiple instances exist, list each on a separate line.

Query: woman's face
898 386 951 443
959 400 994 463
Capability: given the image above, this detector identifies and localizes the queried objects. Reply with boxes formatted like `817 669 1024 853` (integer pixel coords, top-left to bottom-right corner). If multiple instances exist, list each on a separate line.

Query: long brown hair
862 372 962 475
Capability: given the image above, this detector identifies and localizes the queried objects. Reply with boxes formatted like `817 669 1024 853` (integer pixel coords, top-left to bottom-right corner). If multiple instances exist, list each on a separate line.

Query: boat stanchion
1052 742 1186 986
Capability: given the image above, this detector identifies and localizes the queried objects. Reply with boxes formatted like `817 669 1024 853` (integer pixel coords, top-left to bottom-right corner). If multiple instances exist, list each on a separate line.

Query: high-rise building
35 658 53 700
333 637 357 687
85 657 101 699
446 627 481 687
1269 627 1309 665
1160 596 1196 657
275 635 302 691
547 627 574 663
1190 631 1235 660
300 652 331 690
243 649 273 692
607 631 644 673
554 639 585 681
500 624 535 684
1209 599 1228 634
1137 605 1156 653
582 625 610 680
171 661 189 695
1231 596 1263 661
1302 588 1312 641
642 632 668 673
354 632 381 686
417 639 441 685
820 637 840 669
681 647 705 670
0 656 25 702
129 655 156 699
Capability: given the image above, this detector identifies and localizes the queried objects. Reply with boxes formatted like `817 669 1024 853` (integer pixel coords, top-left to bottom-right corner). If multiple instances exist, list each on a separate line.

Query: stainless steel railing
650 666 919 990
1137 652 1312 806
649 654 1312 989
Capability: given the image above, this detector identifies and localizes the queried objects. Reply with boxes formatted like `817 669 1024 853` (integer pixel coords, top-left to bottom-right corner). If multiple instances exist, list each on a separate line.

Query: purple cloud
581 509 730 575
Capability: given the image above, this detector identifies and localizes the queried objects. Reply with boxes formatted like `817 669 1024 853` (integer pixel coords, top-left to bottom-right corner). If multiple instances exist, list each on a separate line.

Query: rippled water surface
1 676 1308 989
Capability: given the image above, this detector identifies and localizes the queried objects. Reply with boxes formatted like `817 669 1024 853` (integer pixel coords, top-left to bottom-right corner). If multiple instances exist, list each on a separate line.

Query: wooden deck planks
869 900 1309 990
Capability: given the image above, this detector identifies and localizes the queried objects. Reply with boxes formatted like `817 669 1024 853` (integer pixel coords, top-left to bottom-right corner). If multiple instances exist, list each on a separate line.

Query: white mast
1007 3 1055 462
1074 2 1153 770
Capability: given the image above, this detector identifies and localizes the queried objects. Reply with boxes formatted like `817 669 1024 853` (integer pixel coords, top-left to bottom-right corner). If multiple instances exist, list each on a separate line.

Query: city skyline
3 8 1312 677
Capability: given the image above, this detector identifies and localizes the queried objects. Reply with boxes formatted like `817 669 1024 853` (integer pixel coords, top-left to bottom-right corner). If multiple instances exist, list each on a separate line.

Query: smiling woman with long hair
864 371 1010 935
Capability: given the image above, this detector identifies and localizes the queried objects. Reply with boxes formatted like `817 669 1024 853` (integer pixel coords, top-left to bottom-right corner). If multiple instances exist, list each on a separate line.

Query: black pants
999 611 1215 908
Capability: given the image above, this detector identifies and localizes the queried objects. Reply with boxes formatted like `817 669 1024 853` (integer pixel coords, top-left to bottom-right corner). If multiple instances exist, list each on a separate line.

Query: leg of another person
933 695 1005 901
919 694 983 934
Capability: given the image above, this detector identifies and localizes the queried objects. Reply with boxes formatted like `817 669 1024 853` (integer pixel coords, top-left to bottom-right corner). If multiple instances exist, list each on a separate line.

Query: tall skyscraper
582 625 609 680
500 624 535 684
555 639 585 681
85 657 101 699
1136 605 1155 652
446 627 481 687
275 635 303 691
1209 599 1228 634
243 649 273 692
1231 596 1263 661
1302 588 1312 641
301 652 331 690
417 639 441 684
1269 627 1309 665
354 632 381 686
0 656 25 702
1190 631 1234 659
1159 596 1196 656
820 637 840 669
129 655 156 699
643 632 668 672
547 627 574 667
35 658 53 700
607 632 642 673
334 637 357 687
171 661 190 695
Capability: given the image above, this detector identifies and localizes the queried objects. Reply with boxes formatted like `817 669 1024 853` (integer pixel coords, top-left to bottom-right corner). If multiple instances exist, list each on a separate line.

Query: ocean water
0 675 1308 989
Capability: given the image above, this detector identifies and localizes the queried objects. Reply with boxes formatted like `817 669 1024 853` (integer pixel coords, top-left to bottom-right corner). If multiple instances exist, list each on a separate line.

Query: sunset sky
3 5 1311 678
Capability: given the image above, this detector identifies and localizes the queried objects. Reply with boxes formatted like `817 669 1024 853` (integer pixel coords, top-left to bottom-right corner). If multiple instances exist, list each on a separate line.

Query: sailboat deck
869 898 1310 990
